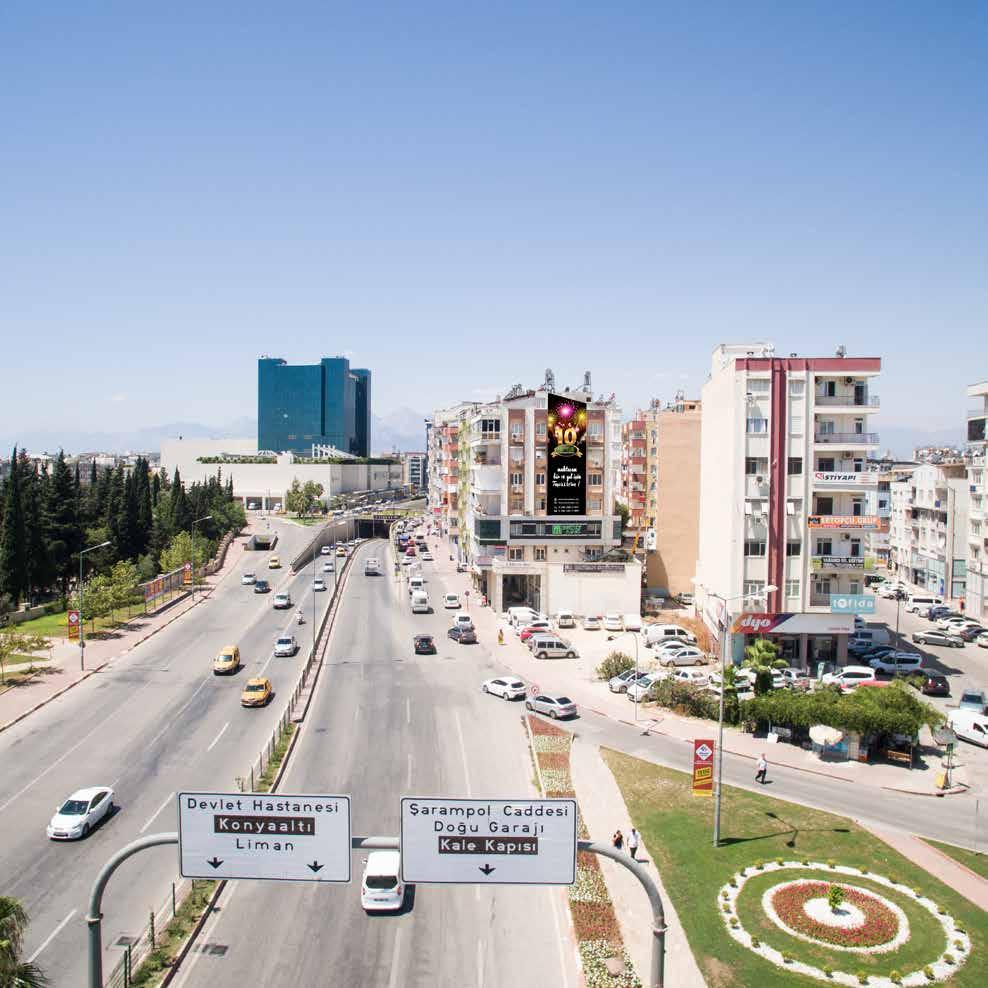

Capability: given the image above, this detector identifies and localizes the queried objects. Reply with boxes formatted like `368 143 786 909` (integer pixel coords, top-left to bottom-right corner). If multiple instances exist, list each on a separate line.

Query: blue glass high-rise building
257 356 372 455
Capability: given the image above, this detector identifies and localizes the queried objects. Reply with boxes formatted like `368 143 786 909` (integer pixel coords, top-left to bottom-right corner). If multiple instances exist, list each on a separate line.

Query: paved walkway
569 736 707 987
421 532 964 797
0 524 258 732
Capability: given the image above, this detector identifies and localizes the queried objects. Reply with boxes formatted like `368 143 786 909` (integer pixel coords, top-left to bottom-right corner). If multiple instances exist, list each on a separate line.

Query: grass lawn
13 599 157 639
922 839 988 882
602 747 987 987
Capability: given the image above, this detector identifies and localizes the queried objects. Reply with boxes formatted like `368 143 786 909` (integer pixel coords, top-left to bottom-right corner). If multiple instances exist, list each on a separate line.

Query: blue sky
2 1 985 439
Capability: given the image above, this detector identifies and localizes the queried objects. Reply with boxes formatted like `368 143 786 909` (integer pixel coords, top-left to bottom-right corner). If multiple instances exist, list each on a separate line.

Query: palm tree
743 638 787 695
0 897 50 988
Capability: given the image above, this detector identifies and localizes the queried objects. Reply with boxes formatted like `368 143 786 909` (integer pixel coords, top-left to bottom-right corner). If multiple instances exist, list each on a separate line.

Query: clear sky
2 1 985 437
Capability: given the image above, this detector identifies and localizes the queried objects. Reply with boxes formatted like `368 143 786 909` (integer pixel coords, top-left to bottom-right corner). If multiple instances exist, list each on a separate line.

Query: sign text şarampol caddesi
547 393 587 516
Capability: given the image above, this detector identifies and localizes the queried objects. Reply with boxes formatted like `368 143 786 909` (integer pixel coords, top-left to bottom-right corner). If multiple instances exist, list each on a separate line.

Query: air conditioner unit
756 475 764 484
841 533 851 540
844 377 854 385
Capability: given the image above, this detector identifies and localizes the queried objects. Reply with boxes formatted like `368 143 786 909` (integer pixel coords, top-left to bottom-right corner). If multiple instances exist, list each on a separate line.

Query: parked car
958 689 987 714
531 637 578 660
213 645 241 674
603 613 623 632
448 626 477 645
709 668 756 691
273 635 298 657
608 669 650 693
47 787 115 840
556 610 576 629
772 668 810 689
673 668 709 687
507 606 540 627
927 605 959 622
623 613 643 632
869 652 924 676
913 629 964 648
413 634 436 655
361 850 406 913
947 710 988 749
253 579 271 594
482 676 527 700
645 624 697 648
938 616 980 632
525 694 578 719
582 615 602 631
443 593 461 609
657 646 706 668
821 666 878 691
627 674 664 702
241 677 273 707
241 572 256 585
958 625 986 642
978 633 988 649
916 673 950 697
519 622 552 642
675 592 694 607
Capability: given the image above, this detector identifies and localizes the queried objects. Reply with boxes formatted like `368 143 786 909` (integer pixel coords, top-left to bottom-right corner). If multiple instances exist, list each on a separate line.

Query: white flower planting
718 861 971 986
579 940 642 988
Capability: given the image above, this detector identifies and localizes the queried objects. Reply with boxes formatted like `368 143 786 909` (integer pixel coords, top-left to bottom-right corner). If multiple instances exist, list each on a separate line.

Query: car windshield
961 691 984 703
245 683 266 692
276 638 292 646
365 875 398 890
59 799 88 815
554 697 573 705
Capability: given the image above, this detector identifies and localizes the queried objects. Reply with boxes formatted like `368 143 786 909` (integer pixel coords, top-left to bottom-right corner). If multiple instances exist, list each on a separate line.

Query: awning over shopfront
809 725 844 747
731 612 856 636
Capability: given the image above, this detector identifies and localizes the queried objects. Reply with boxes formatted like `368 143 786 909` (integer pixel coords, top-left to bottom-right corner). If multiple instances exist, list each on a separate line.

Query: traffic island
600 747 987 987
525 715 641 987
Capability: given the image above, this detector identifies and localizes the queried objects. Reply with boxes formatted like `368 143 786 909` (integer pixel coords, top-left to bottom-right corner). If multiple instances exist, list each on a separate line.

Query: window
816 496 834 514
849 581 861 596
786 541 801 557
650 430 657 442
533 546 546 561
478 418 501 439
744 540 766 556
743 580 765 597
507 547 524 561
510 472 523 487
818 457 835 471
510 424 523 440
816 540 833 555
535 472 546 486
745 457 760 475
818 420 835 435
852 498 863 517
589 498 602 512
537 497 546 511
821 380 836 397
748 378 770 393
746 418 767 434
788 457 803 476
789 416 804 436
589 473 603 487
813 579 832 595
588 421 603 438
849 539 861 558
536 421 547 439
785 579 800 597
789 380 805 396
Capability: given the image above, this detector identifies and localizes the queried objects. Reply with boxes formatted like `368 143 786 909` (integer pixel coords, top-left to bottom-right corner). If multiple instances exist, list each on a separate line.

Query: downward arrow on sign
207 857 223 869
478 864 495 876
308 861 323 873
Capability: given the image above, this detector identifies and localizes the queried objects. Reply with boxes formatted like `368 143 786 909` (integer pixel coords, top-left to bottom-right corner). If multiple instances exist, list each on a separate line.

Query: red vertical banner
692 738 714 797
67 610 80 640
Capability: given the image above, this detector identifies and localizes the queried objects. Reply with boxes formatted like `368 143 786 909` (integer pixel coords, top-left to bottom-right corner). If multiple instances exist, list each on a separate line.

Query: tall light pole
695 582 776 848
78 540 112 671
608 630 641 721
190 515 212 603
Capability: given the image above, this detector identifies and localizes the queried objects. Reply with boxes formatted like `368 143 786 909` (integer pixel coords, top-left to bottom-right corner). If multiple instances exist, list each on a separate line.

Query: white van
408 575 425 595
848 628 891 651
410 590 430 614
531 636 578 660
507 606 539 627
947 710 988 749
646 624 698 648
364 557 380 576
361 850 405 912
906 594 943 614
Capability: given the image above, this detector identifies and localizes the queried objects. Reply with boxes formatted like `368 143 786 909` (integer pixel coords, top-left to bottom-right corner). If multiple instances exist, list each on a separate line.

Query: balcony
508 430 525 445
815 394 880 408
745 477 770 498
470 431 501 447
814 432 880 446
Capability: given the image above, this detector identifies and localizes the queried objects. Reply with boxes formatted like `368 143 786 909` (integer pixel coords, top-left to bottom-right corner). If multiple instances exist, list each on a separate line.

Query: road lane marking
387 928 403 988
27 909 76 963
140 791 175 834
477 936 484 988
206 721 229 752
454 711 472 796
142 677 210 752
407 752 413 788
548 889 570 988
406 697 411 725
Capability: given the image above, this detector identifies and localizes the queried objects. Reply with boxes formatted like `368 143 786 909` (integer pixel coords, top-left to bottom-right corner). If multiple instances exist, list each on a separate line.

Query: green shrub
729 878 737 888
827 859 836 869
823 965 833 978
730 917 739 928
944 953 955 965
955 939 965 950
828 885 845 912
755 860 765 870
782 952 793 964
721 890 729 899
750 936 760 948
722 903 731 913
775 857 784 866
595 651 634 681
801 858 810 866
923 967 934 981
857 973 868 985
889 971 902 985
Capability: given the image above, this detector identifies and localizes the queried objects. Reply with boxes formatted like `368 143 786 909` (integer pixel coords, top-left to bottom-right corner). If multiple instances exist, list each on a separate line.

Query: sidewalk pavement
421 534 964 797
569 736 707 988
0 522 259 732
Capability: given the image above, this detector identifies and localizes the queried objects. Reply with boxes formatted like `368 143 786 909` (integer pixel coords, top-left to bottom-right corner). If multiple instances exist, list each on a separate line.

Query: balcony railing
814 432 880 445
815 394 880 407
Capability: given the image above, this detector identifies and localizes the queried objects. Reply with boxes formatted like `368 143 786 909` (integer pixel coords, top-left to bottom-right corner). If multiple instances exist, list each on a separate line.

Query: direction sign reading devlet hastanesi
400 797 577 885
178 792 351 882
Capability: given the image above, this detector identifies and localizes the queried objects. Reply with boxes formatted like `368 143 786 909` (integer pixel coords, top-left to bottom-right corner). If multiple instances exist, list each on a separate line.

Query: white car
421 551 433 561
322 560 334 573
674 668 709 687
453 615 475 631
320 545 332 555
645 624 697 648
868 652 924 676
821 665 877 691
583 615 602 631
709 668 757 690
482 676 527 700
627 673 665 702
241 572 256 586
603 613 623 632
273 592 292 609
622 613 643 632
47 787 114 840
939 617 980 633
274 635 298 657
443 593 461 609
361 850 405 913
312 578 327 592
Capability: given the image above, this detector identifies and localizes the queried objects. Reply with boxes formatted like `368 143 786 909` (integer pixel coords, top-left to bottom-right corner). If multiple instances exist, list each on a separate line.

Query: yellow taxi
268 555 281 569
213 645 241 675
241 677 272 707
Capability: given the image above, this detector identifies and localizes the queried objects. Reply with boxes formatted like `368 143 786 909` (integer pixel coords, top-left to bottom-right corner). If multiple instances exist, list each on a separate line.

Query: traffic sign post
177 792 351 882
400 797 577 885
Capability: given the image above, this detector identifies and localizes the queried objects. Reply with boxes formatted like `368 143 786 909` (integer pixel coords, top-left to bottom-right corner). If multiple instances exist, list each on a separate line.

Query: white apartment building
965 381 988 620
695 343 881 667
401 451 427 491
431 378 639 616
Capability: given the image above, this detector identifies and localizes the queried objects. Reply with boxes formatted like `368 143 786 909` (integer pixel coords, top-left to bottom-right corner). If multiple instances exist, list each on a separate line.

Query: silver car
274 635 298 657
608 669 649 693
525 694 578 719
657 646 706 667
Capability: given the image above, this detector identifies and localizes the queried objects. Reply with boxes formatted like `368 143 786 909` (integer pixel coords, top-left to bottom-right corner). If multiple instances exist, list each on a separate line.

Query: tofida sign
547 393 587 515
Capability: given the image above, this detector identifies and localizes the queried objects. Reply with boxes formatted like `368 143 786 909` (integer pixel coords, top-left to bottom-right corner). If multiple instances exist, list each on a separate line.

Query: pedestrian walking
498 629 505 646
612 830 624 851
755 753 768 785
628 827 640 861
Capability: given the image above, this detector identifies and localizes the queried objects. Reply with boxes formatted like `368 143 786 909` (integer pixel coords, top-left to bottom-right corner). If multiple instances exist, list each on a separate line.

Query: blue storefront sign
830 594 876 615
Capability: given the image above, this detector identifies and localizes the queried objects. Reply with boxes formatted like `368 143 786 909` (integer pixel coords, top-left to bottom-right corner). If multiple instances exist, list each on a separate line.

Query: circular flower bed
765 881 908 952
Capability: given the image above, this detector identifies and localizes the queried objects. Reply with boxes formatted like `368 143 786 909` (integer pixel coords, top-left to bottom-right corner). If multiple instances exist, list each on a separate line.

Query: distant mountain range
1 409 429 456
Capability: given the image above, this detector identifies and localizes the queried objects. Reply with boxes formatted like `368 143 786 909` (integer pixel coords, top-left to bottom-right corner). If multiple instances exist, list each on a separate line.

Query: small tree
0 631 52 684
595 651 634 681
828 885 845 913
743 638 786 694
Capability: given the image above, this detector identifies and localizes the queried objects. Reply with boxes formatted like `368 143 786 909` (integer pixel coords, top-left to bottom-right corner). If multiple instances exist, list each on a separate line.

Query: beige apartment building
967 381 988 620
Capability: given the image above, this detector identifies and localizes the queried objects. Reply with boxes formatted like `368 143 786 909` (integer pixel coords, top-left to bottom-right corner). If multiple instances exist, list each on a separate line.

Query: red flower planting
770 882 900 948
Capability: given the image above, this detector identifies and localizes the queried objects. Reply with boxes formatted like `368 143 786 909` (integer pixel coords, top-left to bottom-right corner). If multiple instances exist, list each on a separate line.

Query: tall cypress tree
151 470 161 508
47 451 82 597
170 468 192 534
25 464 53 601
104 465 125 548
0 448 27 603
116 471 140 561
135 458 153 556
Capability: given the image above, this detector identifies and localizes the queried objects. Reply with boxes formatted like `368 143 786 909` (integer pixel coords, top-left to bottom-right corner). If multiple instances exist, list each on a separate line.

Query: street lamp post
77 540 112 671
608 630 641 722
190 515 213 603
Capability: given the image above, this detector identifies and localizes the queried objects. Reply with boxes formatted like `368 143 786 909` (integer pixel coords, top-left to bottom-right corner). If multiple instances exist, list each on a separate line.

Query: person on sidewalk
756 753 768 785
497 629 504 646
628 827 640 860
612 830 624 852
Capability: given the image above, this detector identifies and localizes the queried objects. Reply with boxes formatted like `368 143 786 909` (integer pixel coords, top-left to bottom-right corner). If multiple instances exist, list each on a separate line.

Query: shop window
788 457 803 476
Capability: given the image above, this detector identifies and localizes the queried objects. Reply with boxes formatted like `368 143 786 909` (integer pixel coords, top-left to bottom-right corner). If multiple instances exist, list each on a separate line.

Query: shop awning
809 725 844 746
732 612 855 636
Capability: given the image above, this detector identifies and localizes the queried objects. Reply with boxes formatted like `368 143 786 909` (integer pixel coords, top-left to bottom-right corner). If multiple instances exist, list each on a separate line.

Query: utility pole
77 540 111 671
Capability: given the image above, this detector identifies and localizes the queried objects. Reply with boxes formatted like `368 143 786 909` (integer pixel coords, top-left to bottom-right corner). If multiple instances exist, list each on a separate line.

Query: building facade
257 356 372 456
965 381 988 620
430 379 639 615
695 343 880 666
401 451 428 491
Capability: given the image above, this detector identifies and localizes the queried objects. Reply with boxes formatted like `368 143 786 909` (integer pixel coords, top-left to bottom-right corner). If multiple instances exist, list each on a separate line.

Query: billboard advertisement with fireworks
547 393 587 515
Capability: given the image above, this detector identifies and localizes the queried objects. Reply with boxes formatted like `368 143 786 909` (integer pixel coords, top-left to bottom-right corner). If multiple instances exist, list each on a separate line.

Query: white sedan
421 551 433 561
47 787 115 840
312 578 327 592
482 677 527 700
241 572 256 585
322 560 334 573
443 593 461 609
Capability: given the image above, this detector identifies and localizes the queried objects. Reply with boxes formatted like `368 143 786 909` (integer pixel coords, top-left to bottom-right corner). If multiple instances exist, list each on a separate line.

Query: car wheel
482 684 489 693
525 701 533 711
566 651 575 659
82 823 90 838
503 692 511 701
550 710 558 719
695 658 703 666
665 659 674 668
536 652 546 659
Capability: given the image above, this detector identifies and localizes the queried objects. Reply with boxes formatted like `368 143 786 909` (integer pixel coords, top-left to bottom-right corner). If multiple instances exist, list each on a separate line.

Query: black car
253 579 271 593
448 626 478 645
413 635 436 655
918 673 950 697
959 625 986 642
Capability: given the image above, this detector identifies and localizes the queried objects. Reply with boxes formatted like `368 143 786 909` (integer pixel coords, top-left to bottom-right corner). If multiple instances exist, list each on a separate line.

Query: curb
915 836 988 883
881 783 969 798
160 879 226 988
